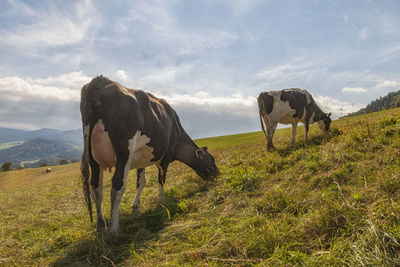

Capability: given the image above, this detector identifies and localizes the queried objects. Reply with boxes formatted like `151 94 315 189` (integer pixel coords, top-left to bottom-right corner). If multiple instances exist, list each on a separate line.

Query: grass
1 108 400 266
0 141 24 151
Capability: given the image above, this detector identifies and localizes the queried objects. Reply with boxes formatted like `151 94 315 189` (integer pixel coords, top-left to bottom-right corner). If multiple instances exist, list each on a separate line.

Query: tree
1 162 13 172
40 162 48 167
59 159 68 165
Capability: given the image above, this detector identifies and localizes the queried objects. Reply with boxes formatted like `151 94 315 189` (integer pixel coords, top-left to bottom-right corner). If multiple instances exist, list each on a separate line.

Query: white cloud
256 62 313 81
116 70 128 81
314 96 364 116
223 0 264 16
0 0 97 49
159 91 257 116
341 87 368 93
157 92 259 138
0 70 366 137
359 28 368 40
125 1 237 55
376 80 399 88
0 71 91 101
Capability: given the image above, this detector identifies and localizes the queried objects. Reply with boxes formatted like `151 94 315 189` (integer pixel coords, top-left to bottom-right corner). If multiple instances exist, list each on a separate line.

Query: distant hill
344 90 400 117
0 127 82 145
0 138 82 167
0 127 83 167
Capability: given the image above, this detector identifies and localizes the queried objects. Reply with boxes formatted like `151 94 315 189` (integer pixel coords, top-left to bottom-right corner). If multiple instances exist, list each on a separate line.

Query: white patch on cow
109 152 131 235
129 131 155 169
91 120 115 170
132 169 146 210
109 130 154 235
270 94 296 124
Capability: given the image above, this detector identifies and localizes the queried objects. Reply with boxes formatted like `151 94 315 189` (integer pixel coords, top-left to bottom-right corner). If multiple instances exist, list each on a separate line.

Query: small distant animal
80 75 220 236
46 168 51 173
257 88 331 150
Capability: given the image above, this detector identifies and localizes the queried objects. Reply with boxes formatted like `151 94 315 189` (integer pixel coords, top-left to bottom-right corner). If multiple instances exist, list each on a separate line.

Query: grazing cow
46 168 51 173
80 76 219 236
257 88 331 150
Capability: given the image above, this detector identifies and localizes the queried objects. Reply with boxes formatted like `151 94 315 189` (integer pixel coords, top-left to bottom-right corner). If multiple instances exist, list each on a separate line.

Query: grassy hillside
1 108 400 266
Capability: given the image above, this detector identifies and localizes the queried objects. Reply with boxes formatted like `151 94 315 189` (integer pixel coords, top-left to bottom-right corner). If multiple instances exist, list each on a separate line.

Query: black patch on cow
280 90 307 119
258 93 274 115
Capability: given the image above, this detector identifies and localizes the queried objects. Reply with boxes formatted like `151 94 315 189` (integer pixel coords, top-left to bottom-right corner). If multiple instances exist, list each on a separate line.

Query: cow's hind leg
109 150 131 237
132 168 146 211
89 159 106 232
266 122 277 150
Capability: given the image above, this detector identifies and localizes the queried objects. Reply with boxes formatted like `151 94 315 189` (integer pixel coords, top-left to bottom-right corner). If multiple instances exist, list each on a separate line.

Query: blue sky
0 0 399 138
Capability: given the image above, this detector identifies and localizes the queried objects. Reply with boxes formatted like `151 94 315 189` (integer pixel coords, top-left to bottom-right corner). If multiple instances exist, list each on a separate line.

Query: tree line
344 90 400 117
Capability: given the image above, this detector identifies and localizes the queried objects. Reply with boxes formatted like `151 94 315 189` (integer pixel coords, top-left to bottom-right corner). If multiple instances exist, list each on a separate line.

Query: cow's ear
202 146 208 151
327 112 332 117
196 149 205 159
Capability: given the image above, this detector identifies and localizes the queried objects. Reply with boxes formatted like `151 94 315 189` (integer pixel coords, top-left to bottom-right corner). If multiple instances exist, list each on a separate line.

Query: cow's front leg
132 168 146 211
291 122 298 146
304 121 310 143
109 152 131 237
157 160 169 204
266 122 277 150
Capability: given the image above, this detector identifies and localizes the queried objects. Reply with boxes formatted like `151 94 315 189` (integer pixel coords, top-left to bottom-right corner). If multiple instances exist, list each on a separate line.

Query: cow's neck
174 131 199 169
311 103 325 122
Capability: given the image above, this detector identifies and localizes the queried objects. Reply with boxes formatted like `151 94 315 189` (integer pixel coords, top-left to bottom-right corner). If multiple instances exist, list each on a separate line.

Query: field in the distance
1 109 400 266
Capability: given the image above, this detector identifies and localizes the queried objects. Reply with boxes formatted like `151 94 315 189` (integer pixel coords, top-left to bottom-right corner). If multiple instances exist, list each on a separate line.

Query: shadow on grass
53 180 211 266
276 128 342 157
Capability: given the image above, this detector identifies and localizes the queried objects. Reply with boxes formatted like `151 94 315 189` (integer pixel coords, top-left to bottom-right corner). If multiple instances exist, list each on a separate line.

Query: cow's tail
257 95 267 138
81 124 93 223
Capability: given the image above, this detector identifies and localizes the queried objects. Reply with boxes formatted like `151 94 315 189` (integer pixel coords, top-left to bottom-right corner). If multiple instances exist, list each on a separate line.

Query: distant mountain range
0 127 83 168
343 90 400 117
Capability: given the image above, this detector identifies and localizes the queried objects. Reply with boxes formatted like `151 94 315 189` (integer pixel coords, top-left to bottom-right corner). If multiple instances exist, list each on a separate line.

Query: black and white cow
80 76 219 236
257 88 331 150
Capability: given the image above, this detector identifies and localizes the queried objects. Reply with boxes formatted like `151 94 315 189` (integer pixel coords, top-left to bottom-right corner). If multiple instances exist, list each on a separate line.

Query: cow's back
259 88 312 125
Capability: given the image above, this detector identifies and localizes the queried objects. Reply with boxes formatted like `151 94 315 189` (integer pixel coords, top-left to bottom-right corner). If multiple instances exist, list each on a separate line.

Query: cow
80 75 219 236
257 88 331 150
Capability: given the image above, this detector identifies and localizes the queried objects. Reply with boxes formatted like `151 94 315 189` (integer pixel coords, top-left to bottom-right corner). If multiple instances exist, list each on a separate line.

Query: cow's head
193 146 219 180
318 112 332 133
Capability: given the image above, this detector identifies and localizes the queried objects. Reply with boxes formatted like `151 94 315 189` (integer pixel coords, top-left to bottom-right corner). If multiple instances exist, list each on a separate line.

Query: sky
0 0 399 138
